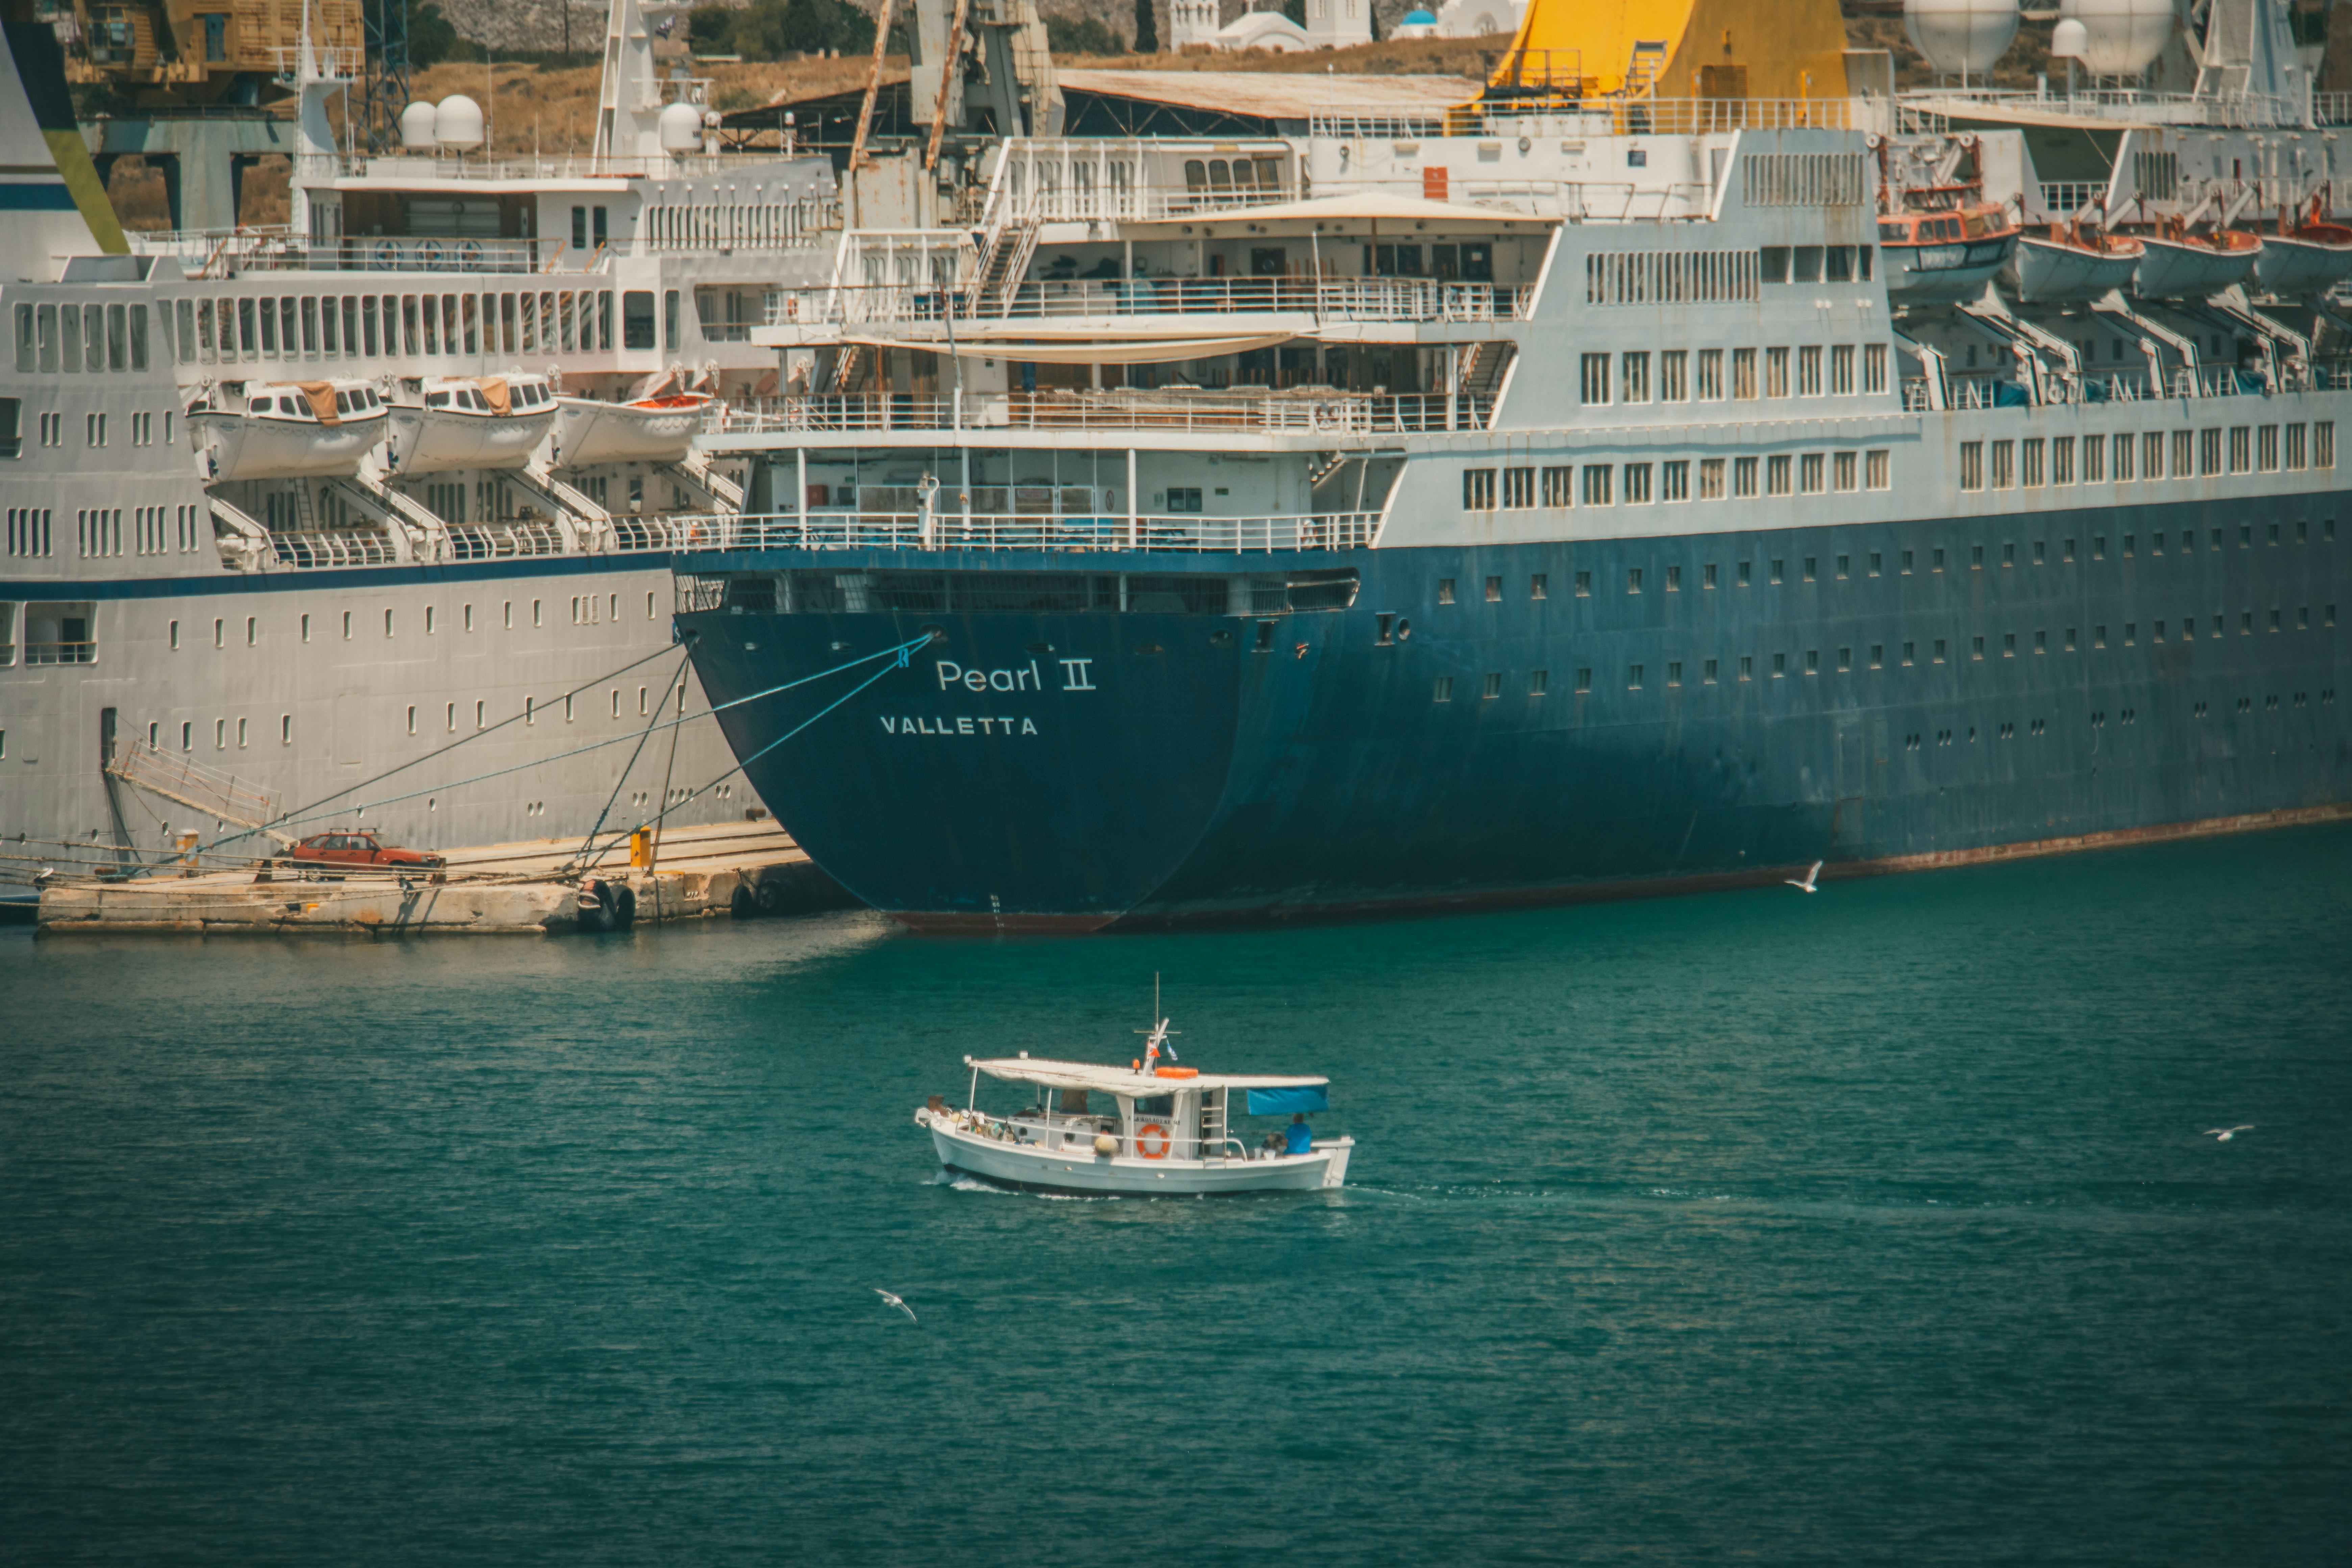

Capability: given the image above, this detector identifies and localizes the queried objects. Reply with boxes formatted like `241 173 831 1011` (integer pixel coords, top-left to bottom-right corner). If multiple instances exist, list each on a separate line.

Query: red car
287 831 445 870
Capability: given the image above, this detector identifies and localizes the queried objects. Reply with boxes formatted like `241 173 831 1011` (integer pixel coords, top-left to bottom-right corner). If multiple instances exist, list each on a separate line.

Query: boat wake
932 1170 1116 1201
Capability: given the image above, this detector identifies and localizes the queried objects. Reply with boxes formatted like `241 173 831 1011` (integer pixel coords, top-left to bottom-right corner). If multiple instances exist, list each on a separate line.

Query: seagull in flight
2203 1125 2255 1142
1786 860 1823 893
872 1288 917 1323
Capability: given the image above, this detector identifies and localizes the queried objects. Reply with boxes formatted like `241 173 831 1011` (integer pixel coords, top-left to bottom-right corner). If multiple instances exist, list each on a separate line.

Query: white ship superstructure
1 0 839 873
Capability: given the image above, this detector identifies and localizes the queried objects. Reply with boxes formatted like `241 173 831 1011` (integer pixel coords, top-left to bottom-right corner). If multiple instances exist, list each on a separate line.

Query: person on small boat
1285 1114 1314 1156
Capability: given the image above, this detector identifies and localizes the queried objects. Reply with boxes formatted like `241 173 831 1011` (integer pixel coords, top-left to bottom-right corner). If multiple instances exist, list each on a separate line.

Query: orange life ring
1136 1123 1171 1159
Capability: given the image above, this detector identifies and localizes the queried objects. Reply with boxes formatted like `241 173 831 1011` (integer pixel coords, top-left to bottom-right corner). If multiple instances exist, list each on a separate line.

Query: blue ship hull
678 500 2350 929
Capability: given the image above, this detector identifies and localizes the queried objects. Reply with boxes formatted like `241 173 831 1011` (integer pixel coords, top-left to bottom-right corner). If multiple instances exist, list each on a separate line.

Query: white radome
434 94 484 150
658 101 705 152
2058 0 2171 78
1903 0 2021 76
2051 18 2090 58
397 99 438 149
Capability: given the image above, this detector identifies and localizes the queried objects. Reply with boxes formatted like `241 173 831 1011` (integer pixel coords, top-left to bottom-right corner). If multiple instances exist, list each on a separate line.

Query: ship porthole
1396 618 1412 641
921 623 947 644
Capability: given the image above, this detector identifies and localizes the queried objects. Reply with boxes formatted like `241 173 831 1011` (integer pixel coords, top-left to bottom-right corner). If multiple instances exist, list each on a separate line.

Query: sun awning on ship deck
842 332 1296 365
1116 192 1554 229
969 1056 1328 1094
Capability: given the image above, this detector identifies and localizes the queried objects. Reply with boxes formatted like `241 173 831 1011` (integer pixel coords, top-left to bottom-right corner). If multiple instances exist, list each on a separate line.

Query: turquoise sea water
3 827 2350 1565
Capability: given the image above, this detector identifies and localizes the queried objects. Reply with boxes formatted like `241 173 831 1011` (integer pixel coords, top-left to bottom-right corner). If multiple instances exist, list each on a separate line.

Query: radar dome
2051 18 2089 57
398 100 438 149
1903 0 2020 77
434 94 484 150
2058 0 2171 77
658 101 704 151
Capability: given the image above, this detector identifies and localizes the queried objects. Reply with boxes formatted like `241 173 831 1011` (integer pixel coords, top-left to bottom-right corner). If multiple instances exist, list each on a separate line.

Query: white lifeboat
551 391 713 469
190 379 390 483
385 373 560 475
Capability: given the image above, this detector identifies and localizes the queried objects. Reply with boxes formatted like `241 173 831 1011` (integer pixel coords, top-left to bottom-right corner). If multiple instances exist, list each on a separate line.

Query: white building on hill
1170 0 1366 51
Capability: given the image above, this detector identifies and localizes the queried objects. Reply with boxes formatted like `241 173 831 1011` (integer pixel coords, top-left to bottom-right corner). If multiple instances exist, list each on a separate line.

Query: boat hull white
2250 235 2352 295
192 409 387 482
552 396 707 467
923 1112 1351 1195
2007 236 2140 302
1883 237 2014 303
2134 236 2261 298
387 404 558 474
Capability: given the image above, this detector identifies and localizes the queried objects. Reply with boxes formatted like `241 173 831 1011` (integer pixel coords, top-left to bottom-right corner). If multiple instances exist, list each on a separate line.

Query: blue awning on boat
1245 1086 1329 1115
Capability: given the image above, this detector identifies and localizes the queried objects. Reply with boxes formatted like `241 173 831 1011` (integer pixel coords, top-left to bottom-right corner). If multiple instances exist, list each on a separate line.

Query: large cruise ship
1 0 830 874
673 0 2352 930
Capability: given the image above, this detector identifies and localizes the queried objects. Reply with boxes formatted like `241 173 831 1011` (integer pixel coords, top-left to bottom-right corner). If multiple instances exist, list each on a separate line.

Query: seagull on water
2203 1125 2255 1142
872 1288 917 1323
1786 861 1823 893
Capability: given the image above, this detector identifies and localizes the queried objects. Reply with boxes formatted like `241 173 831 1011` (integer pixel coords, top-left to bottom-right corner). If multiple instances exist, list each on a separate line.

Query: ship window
623 291 656 350
1737 561 1751 587
1486 575 1502 602
1579 354 1611 405
1868 553 1880 577
1959 442 1983 490
1771 653 1785 678
1739 656 1753 681
1377 613 1393 645
1704 563 1718 589
1529 669 1548 695
1902 642 1914 666
1759 246 1790 284
1530 574 1547 600
1582 466 1614 507
1834 452 1857 492
1461 470 1495 510
1666 565 1681 592
1627 568 1642 594
1704 659 1718 684
1574 668 1591 693
1698 460 1724 500
1437 577 1455 605
1766 456 1791 496
1901 550 1913 574
1432 676 1452 702
1933 640 1946 663
1483 673 1502 699
1541 465 1573 506
1870 644 1883 669
1835 556 1848 580
1501 468 1534 508
1629 664 1644 689
1573 571 1590 596
1697 349 1723 399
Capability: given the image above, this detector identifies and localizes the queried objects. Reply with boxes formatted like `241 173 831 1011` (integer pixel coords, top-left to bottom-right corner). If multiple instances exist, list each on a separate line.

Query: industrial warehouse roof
720 68 1479 143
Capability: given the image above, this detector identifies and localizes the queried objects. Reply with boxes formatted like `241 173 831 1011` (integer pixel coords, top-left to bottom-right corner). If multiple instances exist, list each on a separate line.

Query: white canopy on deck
966 1055 1327 1094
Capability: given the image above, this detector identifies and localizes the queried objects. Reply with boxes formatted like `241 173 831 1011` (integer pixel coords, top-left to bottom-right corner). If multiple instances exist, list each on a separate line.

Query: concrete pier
35 820 855 936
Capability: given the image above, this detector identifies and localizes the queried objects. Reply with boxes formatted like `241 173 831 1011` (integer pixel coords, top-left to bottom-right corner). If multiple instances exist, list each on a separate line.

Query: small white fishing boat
385 372 559 474
2133 228 2263 299
921 1033 1353 1197
2007 226 2143 302
190 378 390 482
550 391 711 468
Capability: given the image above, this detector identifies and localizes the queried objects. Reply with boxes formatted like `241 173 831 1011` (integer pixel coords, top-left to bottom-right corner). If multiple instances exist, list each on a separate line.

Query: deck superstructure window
1960 442 1984 490
1834 452 1856 492
1991 441 2015 489
1699 459 1725 499
1767 456 1792 496
1501 467 1534 509
1624 463 1653 504
1661 350 1688 401
1463 469 1496 510
1579 354 1612 405
1696 349 1723 399
1582 466 1614 507
1732 348 1757 399
1797 346 1822 396
1541 466 1572 507
1765 347 1790 398
1662 461 1689 501
1734 457 1758 498
1621 352 1651 403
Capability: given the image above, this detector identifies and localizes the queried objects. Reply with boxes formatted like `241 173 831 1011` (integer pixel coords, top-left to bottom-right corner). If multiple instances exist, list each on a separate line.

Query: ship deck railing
268 529 400 569
1448 96 1878 136
1906 366 2278 414
1898 86 2308 132
126 228 615 279
768 277 1532 329
23 641 97 666
710 390 1484 437
668 510 1380 557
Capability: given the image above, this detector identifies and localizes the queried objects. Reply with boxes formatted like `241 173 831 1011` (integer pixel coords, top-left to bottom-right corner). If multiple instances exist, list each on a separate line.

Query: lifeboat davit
551 391 712 468
2133 224 2263 299
2007 223 2144 303
385 373 559 475
191 378 390 483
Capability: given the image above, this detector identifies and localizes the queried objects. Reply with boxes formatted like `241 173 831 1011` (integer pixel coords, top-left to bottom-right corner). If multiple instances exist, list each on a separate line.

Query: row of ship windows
163 592 663 647
2 504 200 560
1463 451 1892 510
0 407 170 461
1435 655 2345 698
1429 520 2342 606
10 290 675 376
1958 424 2336 490
136 684 693 755
1577 345 1890 406
1420 611 2343 701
